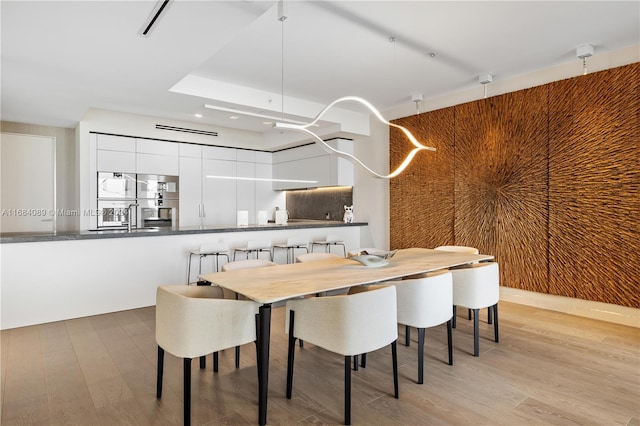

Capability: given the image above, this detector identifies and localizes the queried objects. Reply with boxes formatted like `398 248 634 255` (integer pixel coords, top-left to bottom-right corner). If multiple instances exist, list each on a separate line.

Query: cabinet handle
201 204 206 217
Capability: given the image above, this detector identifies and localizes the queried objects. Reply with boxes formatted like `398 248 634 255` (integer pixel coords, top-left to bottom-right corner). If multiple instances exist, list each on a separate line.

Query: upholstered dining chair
434 245 480 325
155 285 260 426
220 258 277 368
390 271 454 384
285 285 399 425
449 262 500 356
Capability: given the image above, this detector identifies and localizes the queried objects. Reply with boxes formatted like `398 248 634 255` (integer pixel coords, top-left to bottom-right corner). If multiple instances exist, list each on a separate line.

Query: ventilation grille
155 125 218 137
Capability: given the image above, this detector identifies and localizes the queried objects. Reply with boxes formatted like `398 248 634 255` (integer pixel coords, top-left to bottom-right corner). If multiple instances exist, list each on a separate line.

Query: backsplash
286 187 353 221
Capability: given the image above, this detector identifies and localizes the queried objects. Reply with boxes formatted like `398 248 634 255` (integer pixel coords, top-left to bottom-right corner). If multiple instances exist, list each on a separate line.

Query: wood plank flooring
1 301 639 425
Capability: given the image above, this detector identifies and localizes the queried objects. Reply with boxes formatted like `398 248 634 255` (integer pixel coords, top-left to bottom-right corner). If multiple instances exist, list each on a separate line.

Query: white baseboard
500 287 640 328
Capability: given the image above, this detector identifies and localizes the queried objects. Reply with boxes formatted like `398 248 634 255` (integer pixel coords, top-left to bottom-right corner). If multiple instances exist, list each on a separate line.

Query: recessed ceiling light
229 115 240 120
194 113 202 118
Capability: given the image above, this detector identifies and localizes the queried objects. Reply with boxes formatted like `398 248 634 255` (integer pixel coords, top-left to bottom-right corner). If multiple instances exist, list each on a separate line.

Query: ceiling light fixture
577 43 594 75
411 93 423 115
138 0 171 37
479 73 493 99
203 104 312 125
275 96 436 179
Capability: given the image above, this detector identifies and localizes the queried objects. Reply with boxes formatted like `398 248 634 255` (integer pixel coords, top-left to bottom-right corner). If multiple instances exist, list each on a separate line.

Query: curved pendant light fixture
274 96 436 179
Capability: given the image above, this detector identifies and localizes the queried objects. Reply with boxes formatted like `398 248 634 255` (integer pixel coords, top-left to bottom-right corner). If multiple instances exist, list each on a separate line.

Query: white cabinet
179 154 202 227
96 134 136 172
136 139 178 175
272 139 353 190
202 158 237 226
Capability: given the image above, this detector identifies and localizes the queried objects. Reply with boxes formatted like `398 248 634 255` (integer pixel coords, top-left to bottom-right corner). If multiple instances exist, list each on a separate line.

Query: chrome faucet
126 203 139 232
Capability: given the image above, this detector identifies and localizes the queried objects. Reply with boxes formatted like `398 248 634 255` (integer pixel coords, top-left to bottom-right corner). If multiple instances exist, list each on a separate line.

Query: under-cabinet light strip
206 175 318 184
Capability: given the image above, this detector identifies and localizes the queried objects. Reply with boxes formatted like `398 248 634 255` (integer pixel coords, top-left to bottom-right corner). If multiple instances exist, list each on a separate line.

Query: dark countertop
0 220 368 244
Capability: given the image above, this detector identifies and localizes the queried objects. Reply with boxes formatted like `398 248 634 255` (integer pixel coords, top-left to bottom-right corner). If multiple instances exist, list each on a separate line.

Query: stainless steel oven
97 199 137 228
136 174 179 228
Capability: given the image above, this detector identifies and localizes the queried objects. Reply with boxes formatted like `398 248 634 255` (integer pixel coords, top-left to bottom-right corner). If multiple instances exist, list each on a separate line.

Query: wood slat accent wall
390 63 639 308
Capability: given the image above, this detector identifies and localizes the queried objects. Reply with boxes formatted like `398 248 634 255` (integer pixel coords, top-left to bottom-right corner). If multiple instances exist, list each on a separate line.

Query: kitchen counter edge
0 221 368 244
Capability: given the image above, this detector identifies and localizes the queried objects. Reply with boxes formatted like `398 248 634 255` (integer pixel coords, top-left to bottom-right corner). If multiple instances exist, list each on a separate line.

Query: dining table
200 247 494 425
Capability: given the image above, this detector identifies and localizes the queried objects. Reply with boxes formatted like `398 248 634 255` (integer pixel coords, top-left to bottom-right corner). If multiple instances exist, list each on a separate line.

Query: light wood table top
200 247 494 304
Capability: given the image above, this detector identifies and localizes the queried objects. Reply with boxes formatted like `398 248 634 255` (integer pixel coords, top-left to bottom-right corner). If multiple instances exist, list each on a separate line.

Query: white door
0 133 56 232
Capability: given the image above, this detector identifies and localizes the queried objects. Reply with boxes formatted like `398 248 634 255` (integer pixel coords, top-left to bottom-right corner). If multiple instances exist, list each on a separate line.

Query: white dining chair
285 285 399 425
434 245 480 324
220 258 277 368
155 285 260 426
450 262 500 356
390 271 453 384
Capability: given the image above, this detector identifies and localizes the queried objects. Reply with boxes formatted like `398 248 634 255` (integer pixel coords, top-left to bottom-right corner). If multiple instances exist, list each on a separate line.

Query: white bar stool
233 239 273 261
311 234 346 257
273 237 309 264
187 241 229 284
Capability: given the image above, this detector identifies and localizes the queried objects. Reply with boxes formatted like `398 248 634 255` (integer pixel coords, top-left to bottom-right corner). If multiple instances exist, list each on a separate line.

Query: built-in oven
136 174 179 228
97 199 137 228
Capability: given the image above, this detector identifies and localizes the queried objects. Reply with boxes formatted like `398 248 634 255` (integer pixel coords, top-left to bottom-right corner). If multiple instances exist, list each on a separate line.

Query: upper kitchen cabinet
272 139 354 190
136 138 179 175
96 134 136 172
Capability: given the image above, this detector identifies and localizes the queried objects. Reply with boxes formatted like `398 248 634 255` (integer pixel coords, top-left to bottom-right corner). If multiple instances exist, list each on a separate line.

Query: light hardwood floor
1 301 638 425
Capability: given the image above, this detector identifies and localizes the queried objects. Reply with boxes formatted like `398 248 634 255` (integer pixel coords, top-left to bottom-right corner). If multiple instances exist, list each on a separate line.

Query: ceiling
2 1 639 144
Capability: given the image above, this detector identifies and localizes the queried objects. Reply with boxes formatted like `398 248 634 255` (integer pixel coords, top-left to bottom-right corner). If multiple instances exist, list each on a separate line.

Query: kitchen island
1 221 368 329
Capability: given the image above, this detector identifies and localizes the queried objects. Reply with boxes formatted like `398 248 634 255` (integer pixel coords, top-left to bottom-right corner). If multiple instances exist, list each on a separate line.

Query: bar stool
273 237 309 264
233 239 272 261
311 234 346 257
187 241 229 284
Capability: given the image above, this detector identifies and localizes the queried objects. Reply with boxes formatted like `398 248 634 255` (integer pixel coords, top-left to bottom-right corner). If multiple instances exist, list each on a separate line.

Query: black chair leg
199 355 206 369
286 310 296 399
488 305 493 324
299 339 304 348
360 353 366 368
447 319 453 365
473 308 480 356
156 346 164 398
344 356 351 425
184 358 191 426
452 305 457 328
493 303 499 342
417 328 425 384
405 325 411 346
213 352 219 372
235 346 240 368
391 341 399 399
468 308 472 320
353 355 359 371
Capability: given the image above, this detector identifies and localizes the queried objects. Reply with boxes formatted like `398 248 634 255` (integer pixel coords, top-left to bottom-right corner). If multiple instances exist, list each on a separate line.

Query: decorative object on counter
236 210 249 226
343 205 354 223
257 210 269 225
275 96 436 179
275 209 288 225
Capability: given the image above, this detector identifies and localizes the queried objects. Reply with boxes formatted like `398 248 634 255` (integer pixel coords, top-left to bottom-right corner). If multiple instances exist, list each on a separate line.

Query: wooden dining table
200 247 494 425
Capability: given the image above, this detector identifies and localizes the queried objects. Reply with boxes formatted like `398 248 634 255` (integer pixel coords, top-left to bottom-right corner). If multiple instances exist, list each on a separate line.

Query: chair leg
391 341 399 399
360 353 366 368
493 303 499 343
344 356 351 425
353 355 359 371
235 346 240 368
468 308 472 320
184 358 191 426
452 305 457 328
447 319 453 366
488 305 493 324
405 325 411 346
213 352 219 373
299 339 303 348
417 328 425 384
473 308 480 357
199 355 206 369
156 346 164 398
286 310 296 399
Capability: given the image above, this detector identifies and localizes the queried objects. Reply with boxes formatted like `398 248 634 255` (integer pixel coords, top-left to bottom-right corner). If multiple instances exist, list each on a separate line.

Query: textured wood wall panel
548 63 640 307
389 63 639 308
390 107 455 249
455 87 549 294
